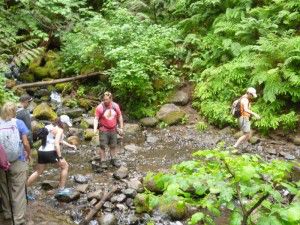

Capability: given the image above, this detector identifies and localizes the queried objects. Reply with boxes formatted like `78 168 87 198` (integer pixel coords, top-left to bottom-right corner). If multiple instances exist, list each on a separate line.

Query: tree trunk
13 72 106 89
79 186 118 225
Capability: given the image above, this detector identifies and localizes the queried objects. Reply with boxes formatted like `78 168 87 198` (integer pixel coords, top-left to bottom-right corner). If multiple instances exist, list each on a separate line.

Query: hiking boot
110 158 121 167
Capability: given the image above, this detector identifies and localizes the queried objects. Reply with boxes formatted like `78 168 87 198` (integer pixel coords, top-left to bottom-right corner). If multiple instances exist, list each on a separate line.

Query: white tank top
38 125 64 152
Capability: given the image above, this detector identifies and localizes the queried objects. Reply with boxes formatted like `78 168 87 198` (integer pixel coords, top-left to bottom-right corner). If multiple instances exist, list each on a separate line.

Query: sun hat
60 115 72 127
247 87 257 98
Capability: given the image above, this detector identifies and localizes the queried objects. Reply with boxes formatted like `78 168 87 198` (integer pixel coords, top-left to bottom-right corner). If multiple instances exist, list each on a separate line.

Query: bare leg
57 159 69 189
99 148 106 161
110 146 117 159
234 132 251 148
27 164 46 187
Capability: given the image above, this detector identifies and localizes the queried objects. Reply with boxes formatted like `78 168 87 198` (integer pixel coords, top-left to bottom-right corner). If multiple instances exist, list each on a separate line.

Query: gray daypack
0 119 21 162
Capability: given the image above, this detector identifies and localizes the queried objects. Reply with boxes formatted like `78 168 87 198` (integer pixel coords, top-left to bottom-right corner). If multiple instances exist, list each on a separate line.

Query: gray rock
87 189 103 201
111 194 127 203
34 89 50 98
122 188 137 198
113 166 129 180
279 151 296 160
127 214 139 225
156 104 185 125
27 101 37 113
126 178 143 193
146 135 159 144
76 184 89 193
140 117 159 127
116 203 128 211
169 90 189 106
74 175 89 184
103 201 115 209
55 189 80 203
98 213 117 225
69 128 82 136
126 198 134 208
125 123 140 135
124 144 143 153
41 180 58 190
57 107 85 118
293 136 300 146
249 136 260 144
266 148 277 155
82 117 94 128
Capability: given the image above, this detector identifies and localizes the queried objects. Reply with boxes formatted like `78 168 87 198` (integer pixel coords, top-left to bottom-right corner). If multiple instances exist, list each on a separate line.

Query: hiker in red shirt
93 92 124 167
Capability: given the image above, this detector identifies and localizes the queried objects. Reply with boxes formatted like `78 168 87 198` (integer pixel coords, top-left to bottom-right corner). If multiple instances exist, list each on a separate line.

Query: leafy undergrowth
135 145 300 225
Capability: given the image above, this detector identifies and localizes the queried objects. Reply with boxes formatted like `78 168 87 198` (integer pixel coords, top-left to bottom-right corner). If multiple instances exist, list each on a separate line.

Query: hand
118 128 124 136
71 145 77 150
24 151 31 162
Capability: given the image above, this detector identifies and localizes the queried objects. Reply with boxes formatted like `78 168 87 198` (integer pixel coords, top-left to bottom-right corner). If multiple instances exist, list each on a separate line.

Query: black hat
19 94 33 102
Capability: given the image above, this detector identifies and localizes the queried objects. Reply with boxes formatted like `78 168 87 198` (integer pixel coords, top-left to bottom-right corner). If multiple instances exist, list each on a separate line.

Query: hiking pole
5 172 15 225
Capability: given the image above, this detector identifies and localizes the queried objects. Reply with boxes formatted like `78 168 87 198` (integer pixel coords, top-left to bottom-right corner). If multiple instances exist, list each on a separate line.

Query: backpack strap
99 102 117 119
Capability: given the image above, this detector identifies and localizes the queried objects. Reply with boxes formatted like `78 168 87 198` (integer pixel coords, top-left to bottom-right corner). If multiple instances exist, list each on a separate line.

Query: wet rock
89 220 99 225
169 90 189 106
124 144 143 153
69 127 82 136
127 178 143 193
116 203 128 211
84 129 96 141
33 102 57 121
41 180 58 190
156 104 185 125
140 117 159 127
146 135 159 144
266 148 277 155
127 214 139 225
170 222 184 225
34 89 50 98
125 123 140 135
143 176 163 194
27 101 37 113
55 189 80 203
126 198 134 208
98 213 117 225
113 166 129 180
111 194 126 203
67 136 81 146
103 201 115 210
91 135 100 146
134 194 152 213
292 136 300 146
76 184 89 193
160 200 188 220
291 165 300 182
279 151 296 160
74 175 89 184
122 188 137 198
57 107 85 118
249 136 260 144
87 189 103 200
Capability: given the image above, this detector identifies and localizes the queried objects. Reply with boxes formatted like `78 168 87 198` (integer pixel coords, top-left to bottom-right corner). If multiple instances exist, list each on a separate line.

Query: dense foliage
137 147 300 224
0 0 299 131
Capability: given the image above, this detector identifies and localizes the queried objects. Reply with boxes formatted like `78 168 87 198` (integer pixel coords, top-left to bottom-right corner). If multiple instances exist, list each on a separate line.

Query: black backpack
34 127 49 147
231 98 241 118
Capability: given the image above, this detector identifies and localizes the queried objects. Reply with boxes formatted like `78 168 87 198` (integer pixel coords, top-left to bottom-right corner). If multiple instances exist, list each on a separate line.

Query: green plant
181 114 189 125
137 145 300 224
195 121 208 132
158 121 168 129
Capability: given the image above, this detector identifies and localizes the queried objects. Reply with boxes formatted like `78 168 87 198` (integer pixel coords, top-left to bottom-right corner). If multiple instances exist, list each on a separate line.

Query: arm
61 140 77 150
21 134 31 161
241 98 260 118
55 128 64 158
94 116 99 134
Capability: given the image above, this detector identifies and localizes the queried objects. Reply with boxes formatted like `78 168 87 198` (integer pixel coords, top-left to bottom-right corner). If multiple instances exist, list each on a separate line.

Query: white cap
60 115 72 127
247 87 257 98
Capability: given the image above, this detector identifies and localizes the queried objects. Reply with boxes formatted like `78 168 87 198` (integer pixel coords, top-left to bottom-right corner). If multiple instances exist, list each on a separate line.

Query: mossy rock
143 173 164 194
156 104 186 125
83 129 95 141
33 102 57 121
44 50 59 62
78 98 92 110
89 108 96 116
80 120 89 129
133 193 154 214
41 96 50 102
33 67 49 80
19 73 35 83
159 200 188 220
55 82 73 93
45 60 60 79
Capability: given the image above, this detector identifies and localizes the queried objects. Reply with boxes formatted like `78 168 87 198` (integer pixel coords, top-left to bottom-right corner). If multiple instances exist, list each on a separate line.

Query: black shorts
99 131 118 149
38 151 59 164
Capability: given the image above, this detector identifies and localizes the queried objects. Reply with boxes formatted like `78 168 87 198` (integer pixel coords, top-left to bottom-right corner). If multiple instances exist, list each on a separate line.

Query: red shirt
95 102 121 132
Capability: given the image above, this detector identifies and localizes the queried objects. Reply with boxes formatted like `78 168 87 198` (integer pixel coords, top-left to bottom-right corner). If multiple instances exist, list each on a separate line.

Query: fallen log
79 186 118 225
13 72 106 89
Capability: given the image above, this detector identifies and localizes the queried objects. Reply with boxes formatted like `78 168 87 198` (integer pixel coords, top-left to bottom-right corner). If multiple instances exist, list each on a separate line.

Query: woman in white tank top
27 115 77 195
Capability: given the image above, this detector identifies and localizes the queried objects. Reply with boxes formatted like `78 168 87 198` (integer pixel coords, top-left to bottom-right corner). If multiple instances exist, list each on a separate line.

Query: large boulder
140 117 159 127
292 136 300 146
156 104 185 125
33 103 57 121
124 123 140 135
169 90 189 106
57 107 85 118
67 136 80 146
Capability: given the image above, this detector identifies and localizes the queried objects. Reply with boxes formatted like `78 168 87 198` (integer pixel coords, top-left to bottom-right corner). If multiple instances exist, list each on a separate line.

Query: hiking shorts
239 117 251 133
99 131 117 149
38 151 59 164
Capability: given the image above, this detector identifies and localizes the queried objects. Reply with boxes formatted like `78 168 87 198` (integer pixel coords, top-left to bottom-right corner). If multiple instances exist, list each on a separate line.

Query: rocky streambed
0 120 297 225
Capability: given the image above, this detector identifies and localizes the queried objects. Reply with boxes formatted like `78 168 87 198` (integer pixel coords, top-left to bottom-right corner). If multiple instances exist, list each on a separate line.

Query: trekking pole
5 172 15 225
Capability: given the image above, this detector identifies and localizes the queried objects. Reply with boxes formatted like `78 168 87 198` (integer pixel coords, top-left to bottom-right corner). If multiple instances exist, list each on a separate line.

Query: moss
80 120 89 129
78 98 92 110
33 102 57 121
45 60 60 79
19 73 35 83
45 50 59 62
55 82 73 93
33 67 49 80
159 200 188 220
134 194 152 213
83 129 95 141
